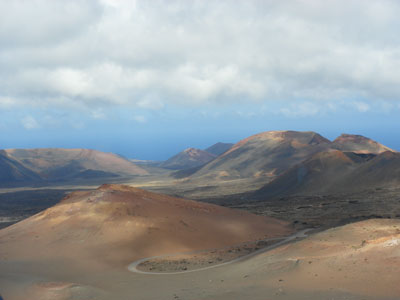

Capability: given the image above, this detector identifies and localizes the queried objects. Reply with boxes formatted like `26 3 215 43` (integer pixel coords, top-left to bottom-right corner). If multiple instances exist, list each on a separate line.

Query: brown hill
0 184 291 267
255 150 400 198
3 186 398 299
253 149 357 198
4 148 148 180
0 150 41 185
204 142 234 156
160 147 216 170
191 131 332 181
340 150 400 190
195 218 400 299
332 133 393 154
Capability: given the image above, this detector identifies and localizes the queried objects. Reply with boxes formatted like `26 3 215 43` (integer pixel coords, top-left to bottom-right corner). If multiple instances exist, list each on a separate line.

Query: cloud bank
1 0 400 114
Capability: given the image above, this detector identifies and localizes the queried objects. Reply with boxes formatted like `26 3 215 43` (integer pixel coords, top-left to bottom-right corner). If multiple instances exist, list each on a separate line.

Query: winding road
127 228 312 275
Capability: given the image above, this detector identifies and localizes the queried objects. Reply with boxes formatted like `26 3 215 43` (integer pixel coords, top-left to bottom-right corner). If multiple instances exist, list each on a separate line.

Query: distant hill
204 142 234 156
332 133 393 154
338 151 400 190
191 131 332 181
160 148 216 170
254 150 400 198
3 148 148 182
0 150 41 184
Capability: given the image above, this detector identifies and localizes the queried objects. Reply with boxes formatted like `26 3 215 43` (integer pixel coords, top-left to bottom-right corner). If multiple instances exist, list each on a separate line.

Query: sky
1 0 400 160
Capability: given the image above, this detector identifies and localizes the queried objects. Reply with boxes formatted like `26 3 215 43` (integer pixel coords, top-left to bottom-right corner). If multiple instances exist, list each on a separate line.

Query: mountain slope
253 150 366 198
228 219 400 299
0 150 41 184
191 131 332 181
0 184 292 266
340 151 400 189
4 148 148 180
160 148 216 170
204 142 234 156
332 133 393 154
255 150 400 198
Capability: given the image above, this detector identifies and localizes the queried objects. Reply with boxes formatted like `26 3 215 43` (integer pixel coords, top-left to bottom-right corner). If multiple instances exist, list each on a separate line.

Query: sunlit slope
160 148 216 170
332 133 394 154
0 184 292 267
5 148 148 180
232 219 400 298
191 131 332 181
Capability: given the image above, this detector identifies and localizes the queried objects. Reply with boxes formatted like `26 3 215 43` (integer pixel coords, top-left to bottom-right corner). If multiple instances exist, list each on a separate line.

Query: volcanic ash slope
227 218 400 299
0 184 292 266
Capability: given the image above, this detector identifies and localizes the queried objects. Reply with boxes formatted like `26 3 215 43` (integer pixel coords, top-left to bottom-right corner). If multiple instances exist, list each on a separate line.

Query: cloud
21 116 40 130
0 97 16 108
0 0 102 47
280 102 322 118
137 96 164 110
132 115 147 123
351 101 370 113
2 0 400 114
91 108 107 120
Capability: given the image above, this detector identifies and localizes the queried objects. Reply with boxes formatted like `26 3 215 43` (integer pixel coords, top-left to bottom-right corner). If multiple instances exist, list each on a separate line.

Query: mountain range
187 131 394 182
254 149 400 198
0 131 397 199
1 131 400 300
0 148 148 186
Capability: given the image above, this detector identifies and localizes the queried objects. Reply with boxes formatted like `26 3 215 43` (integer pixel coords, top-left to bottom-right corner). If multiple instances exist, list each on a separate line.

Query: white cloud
0 97 16 108
2 0 400 113
280 102 322 118
137 96 164 110
21 116 40 130
352 101 370 113
91 108 107 120
132 115 147 123
70 120 85 130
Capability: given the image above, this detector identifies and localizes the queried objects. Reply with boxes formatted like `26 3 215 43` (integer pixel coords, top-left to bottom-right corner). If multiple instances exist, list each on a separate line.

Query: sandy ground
0 184 296 300
1 186 400 300
2 218 400 300
135 238 283 273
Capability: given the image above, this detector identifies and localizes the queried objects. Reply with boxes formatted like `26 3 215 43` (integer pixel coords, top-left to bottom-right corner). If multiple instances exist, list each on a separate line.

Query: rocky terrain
204 142 234 156
0 148 148 186
1 130 400 300
0 184 293 300
160 147 216 170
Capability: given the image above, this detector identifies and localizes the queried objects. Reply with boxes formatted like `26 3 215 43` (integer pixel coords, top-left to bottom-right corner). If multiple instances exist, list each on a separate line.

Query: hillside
204 142 234 156
255 150 400 198
338 151 400 190
191 131 332 181
160 148 216 170
0 184 291 264
220 219 400 299
4 148 148 181
0 150 41 185
332 133 393 154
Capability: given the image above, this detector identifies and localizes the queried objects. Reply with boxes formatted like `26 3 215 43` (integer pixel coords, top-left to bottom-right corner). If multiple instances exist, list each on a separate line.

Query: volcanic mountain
204 142 234 156
160 147 216 170
4 148 148 181
0 150 41 185
0 184 291 266
1 188 399 299
332 133 393 154
0 184 293 299
255 150 400 198
190 131 332 181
